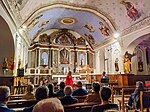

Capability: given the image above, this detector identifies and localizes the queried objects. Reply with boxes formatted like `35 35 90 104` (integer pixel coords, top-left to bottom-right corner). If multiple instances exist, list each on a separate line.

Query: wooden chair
140 91 150 112
118 87 135 112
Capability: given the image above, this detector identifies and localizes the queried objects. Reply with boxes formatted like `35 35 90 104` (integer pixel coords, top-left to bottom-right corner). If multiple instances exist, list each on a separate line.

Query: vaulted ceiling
2 0 150 46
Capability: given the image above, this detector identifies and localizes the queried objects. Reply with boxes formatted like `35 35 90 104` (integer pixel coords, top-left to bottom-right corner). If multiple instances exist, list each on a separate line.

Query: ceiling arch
23 4 116 45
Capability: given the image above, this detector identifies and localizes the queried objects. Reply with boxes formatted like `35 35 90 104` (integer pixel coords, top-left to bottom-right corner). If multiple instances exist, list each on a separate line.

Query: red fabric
65 75 73 86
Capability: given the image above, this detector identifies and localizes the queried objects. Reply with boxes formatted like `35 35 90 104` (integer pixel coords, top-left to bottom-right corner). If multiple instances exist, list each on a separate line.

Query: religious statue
99 22 110 36
2 58 8 70
115 58 119 72
60 49 69 64
120 1 140 21
138 57 143 72
123 51 135 74
18 59 21 69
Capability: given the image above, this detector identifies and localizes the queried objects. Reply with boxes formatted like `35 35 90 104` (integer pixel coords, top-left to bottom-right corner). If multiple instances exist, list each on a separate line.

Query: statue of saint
2 58 8 70
115 58 119 72
123 51 135 73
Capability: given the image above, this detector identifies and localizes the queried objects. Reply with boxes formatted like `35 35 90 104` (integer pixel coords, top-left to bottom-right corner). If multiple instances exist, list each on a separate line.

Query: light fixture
113 32 120 38
22 25 27 29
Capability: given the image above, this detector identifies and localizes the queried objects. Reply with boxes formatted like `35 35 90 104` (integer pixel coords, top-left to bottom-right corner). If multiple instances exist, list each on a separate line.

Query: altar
25 29 94 84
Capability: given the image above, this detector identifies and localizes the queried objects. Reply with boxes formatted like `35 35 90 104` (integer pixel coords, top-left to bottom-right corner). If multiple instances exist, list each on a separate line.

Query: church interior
0 0 150 112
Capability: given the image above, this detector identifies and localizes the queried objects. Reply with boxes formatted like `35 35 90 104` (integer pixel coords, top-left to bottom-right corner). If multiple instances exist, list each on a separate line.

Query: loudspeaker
17 69 24 77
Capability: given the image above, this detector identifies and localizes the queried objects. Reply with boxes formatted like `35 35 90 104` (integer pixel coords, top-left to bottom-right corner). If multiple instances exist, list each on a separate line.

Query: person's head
102 71 106 76
64 86 73 95
35 86 49 101
76 81 82 88
67 71 72 76
100 86 112 102
32 98 64 112
60 82 65 90
136 81 144 88
0 86 10 104
92 83 100 93
26 84 34 93
47 83 55 97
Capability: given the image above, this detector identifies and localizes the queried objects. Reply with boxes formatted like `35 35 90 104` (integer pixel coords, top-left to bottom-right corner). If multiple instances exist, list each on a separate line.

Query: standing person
57 82 65 97
65 71 73 87
0 86 15 112
101 71 109 86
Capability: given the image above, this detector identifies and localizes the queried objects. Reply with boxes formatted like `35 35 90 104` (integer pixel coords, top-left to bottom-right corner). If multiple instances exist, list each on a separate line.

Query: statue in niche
120 1 141 21
123 51 136 74
60 49 69 64
99 22 110 37
138 57 143 72
84 24 95 32
18 59 21 69
77 37 86 45
2 58 8 70
115 58 119 72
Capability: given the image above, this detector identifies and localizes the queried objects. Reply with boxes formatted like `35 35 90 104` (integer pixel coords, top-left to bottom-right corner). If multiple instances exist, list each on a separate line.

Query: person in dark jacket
0 86 15 112
57 82 65 97
72 81 88 96
60 86 78 105
47 83 57 98
127 81 144 109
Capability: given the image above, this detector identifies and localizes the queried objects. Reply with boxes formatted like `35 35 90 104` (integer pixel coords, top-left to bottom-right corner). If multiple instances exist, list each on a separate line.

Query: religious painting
146 48 150 64
39 34 49 43
84 24 95 32
84 34 95 45
41 52 48 65
77 37 86 45
60 48 69 64
99 22 110 37
71 51 76 72
120 1 141 21
78 52 86 67
137 48 144 72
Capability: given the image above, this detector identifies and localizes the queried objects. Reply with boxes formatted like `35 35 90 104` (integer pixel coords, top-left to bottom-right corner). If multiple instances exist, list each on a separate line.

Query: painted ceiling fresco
4 0 150 45
27 8 111 44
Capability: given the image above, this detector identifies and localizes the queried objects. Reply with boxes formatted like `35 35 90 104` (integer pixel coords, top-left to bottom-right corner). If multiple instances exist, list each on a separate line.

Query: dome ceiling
3 0 150 45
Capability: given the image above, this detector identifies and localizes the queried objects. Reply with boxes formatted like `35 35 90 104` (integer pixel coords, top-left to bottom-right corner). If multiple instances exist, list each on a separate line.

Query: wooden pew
64 102 99 112
10 94 25 100
140 91 150 112
7 99 36 108
73 96 87 103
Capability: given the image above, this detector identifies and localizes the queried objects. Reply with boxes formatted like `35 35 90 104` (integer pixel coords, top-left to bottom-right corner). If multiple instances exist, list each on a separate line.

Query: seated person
91 86 118 112
57 82 65 97
47 83 57 98
23 86 49 112
72 81 88 96
85 82 101 103
32 98 64 112
0 86 15 112
60 86 78 105
126 81 144 109
22 84 35 100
